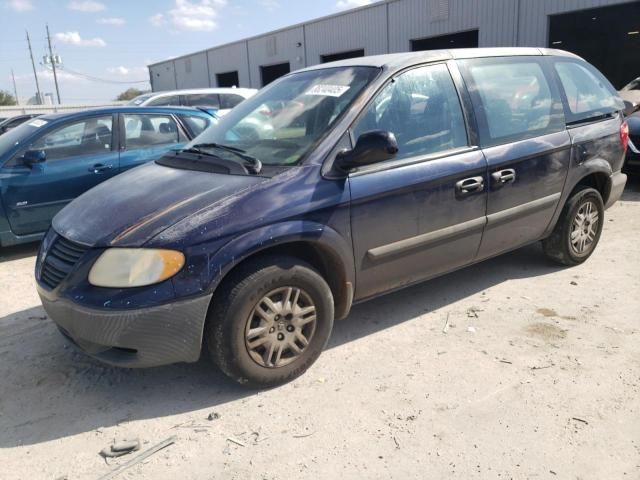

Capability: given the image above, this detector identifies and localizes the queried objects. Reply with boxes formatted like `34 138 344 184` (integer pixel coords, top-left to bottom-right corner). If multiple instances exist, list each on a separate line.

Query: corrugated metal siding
517 0 634 46
247 26 305 88
174 51 209 89
148 0 635 92
149 62 177 92
207 42 251 87
305 4 388 64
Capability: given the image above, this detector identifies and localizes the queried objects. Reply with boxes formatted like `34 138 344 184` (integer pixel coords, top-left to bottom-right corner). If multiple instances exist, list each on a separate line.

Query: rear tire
542 186 604 266
205 256 334 388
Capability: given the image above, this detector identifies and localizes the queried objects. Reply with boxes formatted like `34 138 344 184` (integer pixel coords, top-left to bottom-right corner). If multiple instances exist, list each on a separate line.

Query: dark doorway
321 49 365 63
216 71 239 88
411 29 479 51
260 62 290 86
549 2 640 88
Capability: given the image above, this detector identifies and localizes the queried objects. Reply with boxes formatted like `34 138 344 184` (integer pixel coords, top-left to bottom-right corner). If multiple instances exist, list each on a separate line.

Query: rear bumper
605 170 627 209
39 288 212 368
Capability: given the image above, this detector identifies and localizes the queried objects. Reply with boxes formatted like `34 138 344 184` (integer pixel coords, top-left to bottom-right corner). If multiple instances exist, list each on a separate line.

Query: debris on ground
226 437 246 447
466 306 482 318
207 412 220 421
442 313 450 334
571 417 589 425
97 436 176 480
467 326 476 333
99 438 141 459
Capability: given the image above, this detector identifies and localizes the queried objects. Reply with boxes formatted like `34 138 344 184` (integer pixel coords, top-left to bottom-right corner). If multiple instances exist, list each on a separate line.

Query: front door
457 56 572 259
1 114 117 236
349 63 488 300
118 113 188 172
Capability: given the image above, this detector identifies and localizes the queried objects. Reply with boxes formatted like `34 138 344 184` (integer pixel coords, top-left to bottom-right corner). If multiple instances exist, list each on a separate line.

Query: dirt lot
1 182 639 480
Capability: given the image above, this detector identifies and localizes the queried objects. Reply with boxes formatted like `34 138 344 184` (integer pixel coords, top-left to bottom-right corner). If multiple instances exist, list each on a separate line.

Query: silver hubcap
570 200 599 255
244 287 317 368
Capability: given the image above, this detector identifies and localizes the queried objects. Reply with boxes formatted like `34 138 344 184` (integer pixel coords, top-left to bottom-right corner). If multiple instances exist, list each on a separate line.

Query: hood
53 162 266 247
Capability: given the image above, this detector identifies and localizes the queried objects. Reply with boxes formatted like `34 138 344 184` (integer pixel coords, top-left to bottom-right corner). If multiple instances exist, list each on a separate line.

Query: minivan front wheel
205 256 334 388
542 187 604 266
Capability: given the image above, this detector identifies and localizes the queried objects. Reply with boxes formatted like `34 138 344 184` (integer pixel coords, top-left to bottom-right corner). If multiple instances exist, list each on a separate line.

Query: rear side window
147 95 180 106
179 114 211 137
123 114 184 149
183 93 220 108
553 61 619 122
352 63 468 161
219 93 245 109
459 58 564 146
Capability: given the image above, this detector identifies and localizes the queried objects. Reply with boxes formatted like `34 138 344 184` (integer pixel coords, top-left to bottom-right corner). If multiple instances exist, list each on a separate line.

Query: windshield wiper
190 143 262 174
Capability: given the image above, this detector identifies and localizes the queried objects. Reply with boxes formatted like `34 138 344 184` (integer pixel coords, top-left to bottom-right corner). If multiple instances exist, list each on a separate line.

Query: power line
56 65 149 84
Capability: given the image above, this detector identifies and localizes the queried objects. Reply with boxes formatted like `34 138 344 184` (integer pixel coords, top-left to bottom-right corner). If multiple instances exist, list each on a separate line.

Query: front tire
205 256 334 388
542 186 604 266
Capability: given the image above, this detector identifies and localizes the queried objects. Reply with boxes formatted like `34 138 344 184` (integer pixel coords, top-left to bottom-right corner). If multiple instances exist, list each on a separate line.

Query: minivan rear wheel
542 186 604 266
205 256 334 388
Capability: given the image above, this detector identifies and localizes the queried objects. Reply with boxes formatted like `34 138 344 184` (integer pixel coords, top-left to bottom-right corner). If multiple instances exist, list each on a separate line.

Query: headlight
88 248 185 288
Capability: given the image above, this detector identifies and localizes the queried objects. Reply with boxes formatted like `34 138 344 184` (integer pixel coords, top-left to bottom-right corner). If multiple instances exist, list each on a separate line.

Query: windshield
185 66 380 166
128 94 154 105
0 119 44 159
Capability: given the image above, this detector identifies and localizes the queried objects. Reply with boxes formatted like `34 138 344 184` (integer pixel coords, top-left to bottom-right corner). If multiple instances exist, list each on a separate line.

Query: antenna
46 24 61 104
26 30 42 105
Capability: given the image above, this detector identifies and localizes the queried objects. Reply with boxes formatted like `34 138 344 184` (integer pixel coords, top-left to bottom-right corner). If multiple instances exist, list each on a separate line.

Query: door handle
455 176 485 195
491 169 516 185
89 163 113 174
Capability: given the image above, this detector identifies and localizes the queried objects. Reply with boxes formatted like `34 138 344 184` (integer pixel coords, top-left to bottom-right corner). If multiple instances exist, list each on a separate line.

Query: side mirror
23 149 46 166
335 130 398 172
623 100 639 117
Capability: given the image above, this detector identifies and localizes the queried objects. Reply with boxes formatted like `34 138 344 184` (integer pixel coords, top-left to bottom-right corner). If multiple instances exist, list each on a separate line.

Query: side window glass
180 115 211 137
554 61 618 120
123 114 181 149
219 94 244 109
30 116 113 160
147 95 180 106
352 64 468 161
184 93 220 108
461 59 562 146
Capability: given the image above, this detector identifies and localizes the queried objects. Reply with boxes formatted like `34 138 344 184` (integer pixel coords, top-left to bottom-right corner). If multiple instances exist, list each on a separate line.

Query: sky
0 0 372 103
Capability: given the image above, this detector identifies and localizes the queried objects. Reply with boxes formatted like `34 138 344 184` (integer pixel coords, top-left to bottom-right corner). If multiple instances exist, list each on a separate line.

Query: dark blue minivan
36 48 627 387
0 106 215 247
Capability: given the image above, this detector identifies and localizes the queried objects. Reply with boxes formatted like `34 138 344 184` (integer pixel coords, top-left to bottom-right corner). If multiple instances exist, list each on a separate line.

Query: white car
128 88 257 116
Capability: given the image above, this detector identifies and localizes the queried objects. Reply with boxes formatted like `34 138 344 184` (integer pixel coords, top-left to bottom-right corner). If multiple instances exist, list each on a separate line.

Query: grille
40 235 89 290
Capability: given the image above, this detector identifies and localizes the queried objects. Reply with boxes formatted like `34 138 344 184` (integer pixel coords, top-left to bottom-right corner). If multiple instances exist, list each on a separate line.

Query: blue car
0 106 216 247
37 48 627 387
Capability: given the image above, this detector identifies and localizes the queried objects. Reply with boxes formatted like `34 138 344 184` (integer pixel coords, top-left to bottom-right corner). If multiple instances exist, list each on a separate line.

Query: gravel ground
1 181 639 480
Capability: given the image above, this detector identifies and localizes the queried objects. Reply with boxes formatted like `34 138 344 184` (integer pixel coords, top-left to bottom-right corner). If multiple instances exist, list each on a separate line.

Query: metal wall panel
517 0 634 46
149 62 177 92
304 4 388 65
207 42 251 87
174 51 209 89
247 26 305 88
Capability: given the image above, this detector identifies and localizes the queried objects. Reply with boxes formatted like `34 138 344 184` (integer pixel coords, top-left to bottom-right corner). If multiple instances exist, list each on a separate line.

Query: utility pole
11 69 19 105
46 24 61 104
26 30 42 105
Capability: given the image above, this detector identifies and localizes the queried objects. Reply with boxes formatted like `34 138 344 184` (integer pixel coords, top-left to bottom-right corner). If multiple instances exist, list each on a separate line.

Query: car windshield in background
128 94 154 105
183 66 380 166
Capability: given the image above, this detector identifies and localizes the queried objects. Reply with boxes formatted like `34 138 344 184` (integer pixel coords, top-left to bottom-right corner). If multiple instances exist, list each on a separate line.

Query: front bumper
39 288 212 368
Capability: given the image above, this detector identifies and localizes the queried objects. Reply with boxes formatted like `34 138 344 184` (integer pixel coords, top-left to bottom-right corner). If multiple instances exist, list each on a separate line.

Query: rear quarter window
459 57 565 147
553 60 621 123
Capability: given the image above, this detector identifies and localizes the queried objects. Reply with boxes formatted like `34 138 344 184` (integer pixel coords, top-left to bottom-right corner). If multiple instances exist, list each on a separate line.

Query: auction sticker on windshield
28 119 48 128
305 84 350 97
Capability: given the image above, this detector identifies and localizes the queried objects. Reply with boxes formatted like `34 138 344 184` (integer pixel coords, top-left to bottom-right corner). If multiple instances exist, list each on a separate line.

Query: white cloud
150 0 226 32
107 66 129 75
6 0 33 11
149 13 165 27
97 17 125 26
336 0 370 10
55 31 107 47
68 0 105 12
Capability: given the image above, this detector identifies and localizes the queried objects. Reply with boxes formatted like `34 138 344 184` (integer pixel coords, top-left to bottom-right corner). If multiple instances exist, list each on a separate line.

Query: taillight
620 120 629 153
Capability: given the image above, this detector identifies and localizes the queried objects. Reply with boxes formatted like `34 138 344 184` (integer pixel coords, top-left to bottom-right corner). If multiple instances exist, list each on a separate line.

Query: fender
542 157 613 238
174 219 356 319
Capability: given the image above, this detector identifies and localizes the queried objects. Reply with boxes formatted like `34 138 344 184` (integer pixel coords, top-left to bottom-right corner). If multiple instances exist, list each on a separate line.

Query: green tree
116 88 145 101
0 90 17 106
